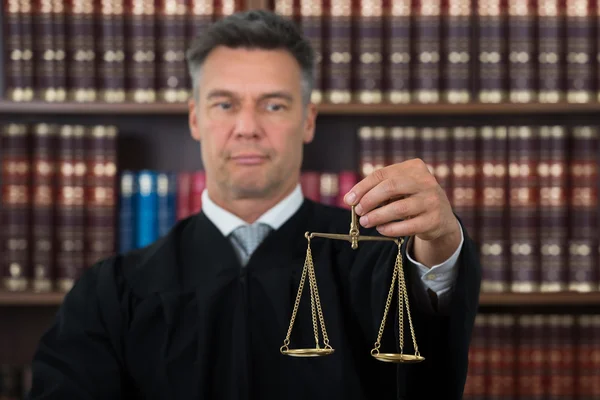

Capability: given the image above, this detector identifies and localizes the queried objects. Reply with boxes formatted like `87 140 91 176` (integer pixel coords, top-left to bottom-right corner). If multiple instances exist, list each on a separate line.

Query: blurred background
1 0 600 398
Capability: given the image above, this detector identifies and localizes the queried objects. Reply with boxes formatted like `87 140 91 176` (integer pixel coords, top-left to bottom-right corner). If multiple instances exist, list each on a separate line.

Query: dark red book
1 124 31 292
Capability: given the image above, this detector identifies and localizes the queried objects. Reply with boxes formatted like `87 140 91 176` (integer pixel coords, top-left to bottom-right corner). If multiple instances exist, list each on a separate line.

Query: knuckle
373 168 386 183
383 179 396 196
394 200 408 216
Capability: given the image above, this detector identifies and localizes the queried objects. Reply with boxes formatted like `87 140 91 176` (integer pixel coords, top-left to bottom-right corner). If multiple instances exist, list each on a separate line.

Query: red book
177 171 192 220
1 123 31 292
190 170 206 214
300 171 321 203
337 171 359 209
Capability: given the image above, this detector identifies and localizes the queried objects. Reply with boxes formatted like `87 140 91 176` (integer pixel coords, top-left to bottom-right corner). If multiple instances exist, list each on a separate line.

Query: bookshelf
1 0 600 397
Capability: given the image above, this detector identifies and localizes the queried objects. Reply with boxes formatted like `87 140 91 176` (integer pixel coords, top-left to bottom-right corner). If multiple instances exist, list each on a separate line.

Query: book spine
299 171 321 203
508 0 535 103
4 0 25 101
135 170 158 248
31 123 58 292
566 0 594 103
118 170 136 253
1 124 31 292
463 314 486 400
477 0 507 103
358 126 375 177
190 170 206 214
51 0 67 102
67 0 97 102
443 0 471 104
84 125 118 266
479 126 509 292
20 0 35 101
516 315 546 399
337 170 359 209
98 0 126 102
300 0 324 103
487 314 517 400
32 0 55 101
157 0 189 103
126 0 156 103
433 127 452 201
451 126 478 247
355 0 383 104
547 315 576 399
324 0 352 103
420 127 435 175
188 0 214 43
383 0 411 104
508 126 539 292
55 125 87 292
157 172 177 237
568 126 599 291
537 0 564 103
176 171 191 220
319 172 339 205
413 0 441 103
539 126 568 292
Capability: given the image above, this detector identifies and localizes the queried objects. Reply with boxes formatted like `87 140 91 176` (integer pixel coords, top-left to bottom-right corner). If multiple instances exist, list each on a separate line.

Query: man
27 9 481 400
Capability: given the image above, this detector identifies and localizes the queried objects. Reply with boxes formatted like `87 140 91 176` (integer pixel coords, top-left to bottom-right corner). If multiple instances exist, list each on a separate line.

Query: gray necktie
229 223 272 266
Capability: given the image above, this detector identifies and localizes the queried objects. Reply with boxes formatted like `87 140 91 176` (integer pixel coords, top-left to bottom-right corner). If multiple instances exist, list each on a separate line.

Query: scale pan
281 348 335 357
371 353 425 363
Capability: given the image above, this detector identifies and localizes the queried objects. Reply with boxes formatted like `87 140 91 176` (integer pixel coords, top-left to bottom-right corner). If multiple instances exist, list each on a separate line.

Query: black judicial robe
27 198 481 400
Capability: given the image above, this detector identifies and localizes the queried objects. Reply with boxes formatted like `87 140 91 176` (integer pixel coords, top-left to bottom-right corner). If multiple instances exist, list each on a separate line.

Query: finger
375 213 435 238
343 165 399 206
358 195 426 229
353 175 420 216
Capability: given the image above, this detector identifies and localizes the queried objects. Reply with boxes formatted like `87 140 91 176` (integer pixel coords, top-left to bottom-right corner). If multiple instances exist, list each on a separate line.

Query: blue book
135 170 158 249
157 171 177 237
118 170 137 253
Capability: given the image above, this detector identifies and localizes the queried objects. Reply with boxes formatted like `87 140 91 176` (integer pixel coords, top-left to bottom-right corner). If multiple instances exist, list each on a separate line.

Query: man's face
188 46 317 201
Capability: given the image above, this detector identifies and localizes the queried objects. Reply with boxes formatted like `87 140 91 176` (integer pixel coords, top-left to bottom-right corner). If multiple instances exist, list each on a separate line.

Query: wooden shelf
1 290 600 306
479 291 600 306
1 101 600 116
0 291 64 306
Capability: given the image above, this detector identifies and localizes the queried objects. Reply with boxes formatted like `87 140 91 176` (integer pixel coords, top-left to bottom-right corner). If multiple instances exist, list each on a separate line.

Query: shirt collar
201 183 305 237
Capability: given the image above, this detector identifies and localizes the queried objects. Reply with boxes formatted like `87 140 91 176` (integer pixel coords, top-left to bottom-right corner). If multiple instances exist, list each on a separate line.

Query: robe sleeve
345 226 481 400
27 257 129 399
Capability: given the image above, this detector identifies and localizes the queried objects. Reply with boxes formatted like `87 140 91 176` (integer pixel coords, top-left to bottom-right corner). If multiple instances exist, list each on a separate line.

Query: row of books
273 0 600 105
117 169 360 253
358 124 600 293
464 313 600 399
3 0 244 103
0 123 118 293
5 0 600 104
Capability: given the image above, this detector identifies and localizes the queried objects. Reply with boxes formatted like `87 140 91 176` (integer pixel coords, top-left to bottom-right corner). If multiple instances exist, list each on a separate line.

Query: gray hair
186 9 315 106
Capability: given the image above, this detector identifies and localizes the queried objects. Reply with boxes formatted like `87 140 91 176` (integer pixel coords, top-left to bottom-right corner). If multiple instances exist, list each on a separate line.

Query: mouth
230 154 268 166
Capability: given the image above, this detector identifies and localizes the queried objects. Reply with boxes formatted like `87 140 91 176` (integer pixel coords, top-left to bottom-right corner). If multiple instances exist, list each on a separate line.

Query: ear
188 98 201 142
302 102 317 144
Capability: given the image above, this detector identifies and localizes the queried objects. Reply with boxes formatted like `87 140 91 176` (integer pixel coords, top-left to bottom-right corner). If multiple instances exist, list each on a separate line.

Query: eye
266 103 286 112
216 102 232 110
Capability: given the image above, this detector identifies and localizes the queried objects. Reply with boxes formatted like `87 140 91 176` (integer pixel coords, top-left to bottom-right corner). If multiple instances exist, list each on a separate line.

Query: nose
233 106 261 139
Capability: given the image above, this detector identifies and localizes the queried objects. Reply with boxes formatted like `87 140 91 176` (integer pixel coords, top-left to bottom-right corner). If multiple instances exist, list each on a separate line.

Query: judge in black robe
27 198 481 400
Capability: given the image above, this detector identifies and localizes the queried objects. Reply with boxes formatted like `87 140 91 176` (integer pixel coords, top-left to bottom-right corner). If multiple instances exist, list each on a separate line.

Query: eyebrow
205 89 294 103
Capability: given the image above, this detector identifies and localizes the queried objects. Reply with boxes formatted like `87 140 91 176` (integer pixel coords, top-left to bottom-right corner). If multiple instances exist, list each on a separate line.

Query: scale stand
279 205 425 363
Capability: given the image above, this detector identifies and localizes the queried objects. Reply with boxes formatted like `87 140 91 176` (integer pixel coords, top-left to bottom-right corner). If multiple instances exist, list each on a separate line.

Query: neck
207 180 297 224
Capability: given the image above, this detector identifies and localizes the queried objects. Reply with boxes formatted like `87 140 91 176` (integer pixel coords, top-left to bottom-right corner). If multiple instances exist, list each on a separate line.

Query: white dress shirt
201 184 463 313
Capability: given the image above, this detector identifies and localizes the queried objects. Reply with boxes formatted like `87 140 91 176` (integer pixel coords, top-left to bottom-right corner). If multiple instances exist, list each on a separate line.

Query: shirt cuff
406 221 464 296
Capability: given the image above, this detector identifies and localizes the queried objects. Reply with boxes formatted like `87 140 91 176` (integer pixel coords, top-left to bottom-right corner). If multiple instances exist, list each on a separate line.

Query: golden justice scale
280 205 425 364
